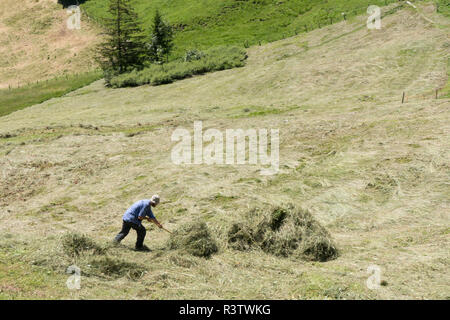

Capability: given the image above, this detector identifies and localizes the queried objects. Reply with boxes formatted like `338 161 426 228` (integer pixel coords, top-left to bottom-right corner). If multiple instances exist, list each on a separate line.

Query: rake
161 226 173 234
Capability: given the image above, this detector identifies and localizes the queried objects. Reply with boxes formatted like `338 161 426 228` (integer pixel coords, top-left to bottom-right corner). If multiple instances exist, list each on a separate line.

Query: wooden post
435 89 438 99
402 92 405 104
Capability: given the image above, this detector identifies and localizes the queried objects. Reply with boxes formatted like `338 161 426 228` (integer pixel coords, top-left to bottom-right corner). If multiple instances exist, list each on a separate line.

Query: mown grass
109 46 247 88
89 257 147 280
82 0 399 58
0 239 68 299
227 205 339 261
62 233 107 257
0 3 448 299
0 71 102 117
168 221 219 258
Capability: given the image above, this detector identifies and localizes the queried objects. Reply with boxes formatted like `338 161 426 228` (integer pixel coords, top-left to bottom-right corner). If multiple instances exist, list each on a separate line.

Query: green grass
109 46 247 87
0 241 67 299
231 105 303 118
82 0 399 58
0 71 102 117
436 0 450 17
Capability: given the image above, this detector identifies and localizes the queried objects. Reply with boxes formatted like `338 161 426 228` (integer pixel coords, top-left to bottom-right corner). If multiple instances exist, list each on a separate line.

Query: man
113 195 163 251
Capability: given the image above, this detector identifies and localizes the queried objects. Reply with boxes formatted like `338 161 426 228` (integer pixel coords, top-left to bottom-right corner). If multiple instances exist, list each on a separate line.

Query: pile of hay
167 221 218 258
60 233 145 280
89 257 146 280
62 232 106 257
227 204 339 262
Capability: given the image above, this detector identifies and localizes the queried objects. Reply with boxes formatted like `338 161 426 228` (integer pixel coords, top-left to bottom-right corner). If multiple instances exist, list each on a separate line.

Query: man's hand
148 217 163 229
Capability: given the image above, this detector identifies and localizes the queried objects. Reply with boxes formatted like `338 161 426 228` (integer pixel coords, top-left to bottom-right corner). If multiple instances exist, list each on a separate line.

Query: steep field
0 2 449 299
0 0 100 89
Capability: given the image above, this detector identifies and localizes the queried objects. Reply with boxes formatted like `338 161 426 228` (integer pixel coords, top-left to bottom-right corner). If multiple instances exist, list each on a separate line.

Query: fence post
435 89 438 99
402 91 405 104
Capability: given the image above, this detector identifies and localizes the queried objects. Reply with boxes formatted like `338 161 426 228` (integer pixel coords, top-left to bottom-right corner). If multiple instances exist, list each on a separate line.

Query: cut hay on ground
89 256 147 280
228 204 339 261
167 221 218 258
62 232 106 257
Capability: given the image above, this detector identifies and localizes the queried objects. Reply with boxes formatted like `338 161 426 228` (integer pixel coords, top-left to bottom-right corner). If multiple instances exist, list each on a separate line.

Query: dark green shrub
109 46 247 88
184 49 205 62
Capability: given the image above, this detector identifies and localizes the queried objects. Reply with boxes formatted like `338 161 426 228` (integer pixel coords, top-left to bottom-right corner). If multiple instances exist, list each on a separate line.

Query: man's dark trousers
114 220 146 248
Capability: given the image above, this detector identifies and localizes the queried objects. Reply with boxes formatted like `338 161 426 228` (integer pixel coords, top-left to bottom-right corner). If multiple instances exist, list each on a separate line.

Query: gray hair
151 194 160 205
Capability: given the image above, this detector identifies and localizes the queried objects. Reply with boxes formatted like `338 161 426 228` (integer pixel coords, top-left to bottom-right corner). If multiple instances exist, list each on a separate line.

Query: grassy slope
0 3 449 299
0 0 397 115
0 71 102 117
82 0 400 57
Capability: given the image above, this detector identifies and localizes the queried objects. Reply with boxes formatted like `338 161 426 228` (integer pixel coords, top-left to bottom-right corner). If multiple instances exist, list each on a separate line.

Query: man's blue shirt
123 200 155 225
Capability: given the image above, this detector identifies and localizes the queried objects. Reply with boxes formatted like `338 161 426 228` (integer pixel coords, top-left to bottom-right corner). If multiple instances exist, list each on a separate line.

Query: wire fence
401 88 447 103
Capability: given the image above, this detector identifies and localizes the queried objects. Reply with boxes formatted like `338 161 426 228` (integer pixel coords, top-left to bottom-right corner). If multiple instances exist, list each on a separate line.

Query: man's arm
149 217 163 228
138 216 163 228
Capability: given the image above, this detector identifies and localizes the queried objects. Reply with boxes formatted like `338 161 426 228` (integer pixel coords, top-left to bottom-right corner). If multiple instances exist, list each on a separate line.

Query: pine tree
146 10 173 64
97 0 145 81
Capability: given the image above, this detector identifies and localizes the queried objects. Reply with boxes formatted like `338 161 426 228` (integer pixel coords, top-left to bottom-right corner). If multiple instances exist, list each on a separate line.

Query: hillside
0 0 100 89
82 0 401 57
0 0 401 116
0 2 449 299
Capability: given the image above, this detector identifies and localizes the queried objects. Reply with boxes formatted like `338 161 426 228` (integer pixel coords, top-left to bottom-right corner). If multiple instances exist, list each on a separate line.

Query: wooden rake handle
161 226 172 234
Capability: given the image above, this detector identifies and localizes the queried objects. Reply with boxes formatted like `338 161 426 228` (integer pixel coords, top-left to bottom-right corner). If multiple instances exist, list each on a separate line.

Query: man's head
150 194 160 207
